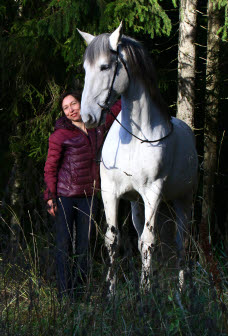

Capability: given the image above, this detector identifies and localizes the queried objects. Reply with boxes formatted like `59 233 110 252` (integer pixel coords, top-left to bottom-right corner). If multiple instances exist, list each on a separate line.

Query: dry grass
0 204 227 336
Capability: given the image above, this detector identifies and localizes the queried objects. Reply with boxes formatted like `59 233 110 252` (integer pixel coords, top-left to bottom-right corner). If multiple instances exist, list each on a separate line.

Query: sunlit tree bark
177 0 197 128
201 0 220 228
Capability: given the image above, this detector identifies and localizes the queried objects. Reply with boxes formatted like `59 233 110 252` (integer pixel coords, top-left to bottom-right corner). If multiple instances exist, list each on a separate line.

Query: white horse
78 23 198 292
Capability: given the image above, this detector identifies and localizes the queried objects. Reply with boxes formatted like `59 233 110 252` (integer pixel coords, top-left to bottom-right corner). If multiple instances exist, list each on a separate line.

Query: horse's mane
84 33 170 121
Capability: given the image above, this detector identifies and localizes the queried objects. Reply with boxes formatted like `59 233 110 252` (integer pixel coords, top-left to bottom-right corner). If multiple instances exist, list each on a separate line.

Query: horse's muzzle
98 102 110 110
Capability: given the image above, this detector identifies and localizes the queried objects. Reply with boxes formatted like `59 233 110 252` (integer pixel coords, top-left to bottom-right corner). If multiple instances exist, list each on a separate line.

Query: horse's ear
109 22 123 51
77 29 95 45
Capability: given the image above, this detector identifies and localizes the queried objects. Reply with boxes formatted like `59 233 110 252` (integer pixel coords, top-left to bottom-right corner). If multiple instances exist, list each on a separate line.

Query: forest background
0 0 228 334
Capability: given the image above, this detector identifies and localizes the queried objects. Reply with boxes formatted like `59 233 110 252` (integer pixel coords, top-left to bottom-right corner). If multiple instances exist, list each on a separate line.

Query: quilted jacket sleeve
105 99 121 130
43 131 64 201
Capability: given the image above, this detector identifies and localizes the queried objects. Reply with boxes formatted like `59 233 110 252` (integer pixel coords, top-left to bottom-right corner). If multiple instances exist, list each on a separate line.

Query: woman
44 90 121 298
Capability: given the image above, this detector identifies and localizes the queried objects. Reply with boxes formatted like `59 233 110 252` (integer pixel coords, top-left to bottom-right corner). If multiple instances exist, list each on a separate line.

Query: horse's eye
100 64 110 71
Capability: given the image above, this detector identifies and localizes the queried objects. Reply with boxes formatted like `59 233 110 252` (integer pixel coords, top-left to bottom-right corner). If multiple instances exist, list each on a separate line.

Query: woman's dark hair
59 89 82 111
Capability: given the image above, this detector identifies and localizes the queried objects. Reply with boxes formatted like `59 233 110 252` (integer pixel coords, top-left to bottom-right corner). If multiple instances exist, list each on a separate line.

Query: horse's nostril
98 103 105 109
83 114 91 123
83 113 95 126
87 114 93 123
98 102 109 110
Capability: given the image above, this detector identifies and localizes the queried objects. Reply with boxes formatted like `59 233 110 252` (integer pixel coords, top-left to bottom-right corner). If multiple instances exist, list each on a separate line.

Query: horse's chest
101 140 167 189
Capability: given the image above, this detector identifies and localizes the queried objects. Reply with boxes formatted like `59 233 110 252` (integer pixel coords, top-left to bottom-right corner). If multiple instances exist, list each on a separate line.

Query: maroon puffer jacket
44 100 121 201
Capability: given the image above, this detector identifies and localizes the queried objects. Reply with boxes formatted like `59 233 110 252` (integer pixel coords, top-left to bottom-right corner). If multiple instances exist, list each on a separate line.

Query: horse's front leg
139 190 161 290
102 191 120 295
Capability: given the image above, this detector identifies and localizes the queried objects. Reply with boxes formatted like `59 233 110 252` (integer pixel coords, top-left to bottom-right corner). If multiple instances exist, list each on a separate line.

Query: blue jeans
55 196 97 297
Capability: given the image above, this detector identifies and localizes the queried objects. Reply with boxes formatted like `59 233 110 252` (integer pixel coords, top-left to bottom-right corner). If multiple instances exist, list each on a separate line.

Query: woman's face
62 95 82 123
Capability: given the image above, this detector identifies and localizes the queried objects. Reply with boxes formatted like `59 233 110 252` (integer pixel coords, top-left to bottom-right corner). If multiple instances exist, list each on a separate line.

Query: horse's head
78 23 129 128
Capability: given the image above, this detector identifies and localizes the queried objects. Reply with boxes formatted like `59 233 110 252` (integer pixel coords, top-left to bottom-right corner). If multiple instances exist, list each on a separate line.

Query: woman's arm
44 131 63 203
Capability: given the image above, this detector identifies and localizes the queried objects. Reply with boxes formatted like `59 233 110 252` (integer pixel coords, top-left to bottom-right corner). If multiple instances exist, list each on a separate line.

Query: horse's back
172 117 195 139
164 117 198 200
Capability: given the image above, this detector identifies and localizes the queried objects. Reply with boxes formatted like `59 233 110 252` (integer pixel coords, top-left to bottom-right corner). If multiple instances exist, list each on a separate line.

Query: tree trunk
8 125 24 255
177 0 197 128
9 157 24 256
201 0 220 229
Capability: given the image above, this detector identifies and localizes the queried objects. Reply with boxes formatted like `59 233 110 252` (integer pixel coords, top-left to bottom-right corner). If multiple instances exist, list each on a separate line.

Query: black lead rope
100 46 173 144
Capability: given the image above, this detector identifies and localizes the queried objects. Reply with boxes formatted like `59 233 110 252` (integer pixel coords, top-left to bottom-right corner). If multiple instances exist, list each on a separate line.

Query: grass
1 250 227 335
0 206 227 335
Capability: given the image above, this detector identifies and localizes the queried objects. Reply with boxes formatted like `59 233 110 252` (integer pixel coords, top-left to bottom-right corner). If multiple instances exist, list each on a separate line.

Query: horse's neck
121 82 170 140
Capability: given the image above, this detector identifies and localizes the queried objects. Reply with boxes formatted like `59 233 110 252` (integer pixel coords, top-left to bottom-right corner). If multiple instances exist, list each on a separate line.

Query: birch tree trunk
177 0 197 128
201 0 220 228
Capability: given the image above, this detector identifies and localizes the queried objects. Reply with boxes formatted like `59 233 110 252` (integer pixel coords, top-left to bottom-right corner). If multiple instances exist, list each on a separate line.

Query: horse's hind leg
103 193 120 294
173 195 192 286
155 201 176 267
131 198 144 238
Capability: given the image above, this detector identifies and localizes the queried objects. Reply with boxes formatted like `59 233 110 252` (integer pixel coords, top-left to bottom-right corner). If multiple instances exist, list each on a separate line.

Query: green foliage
0 0 174 169
172 0 178 8
10 81 60 159
217 0 228 41
104 0 172 38
0 1 92 165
